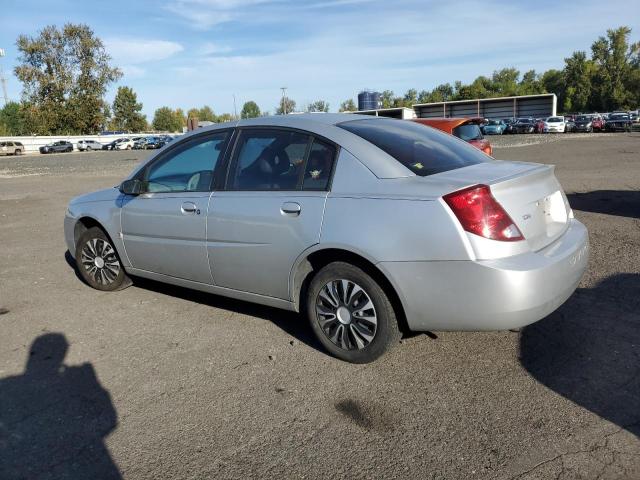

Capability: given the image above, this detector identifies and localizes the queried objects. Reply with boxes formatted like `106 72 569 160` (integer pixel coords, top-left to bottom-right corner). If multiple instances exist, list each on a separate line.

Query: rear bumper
379 219 589 331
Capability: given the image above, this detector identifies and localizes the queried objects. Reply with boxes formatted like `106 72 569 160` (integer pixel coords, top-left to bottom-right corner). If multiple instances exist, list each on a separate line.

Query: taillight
443 184 524 242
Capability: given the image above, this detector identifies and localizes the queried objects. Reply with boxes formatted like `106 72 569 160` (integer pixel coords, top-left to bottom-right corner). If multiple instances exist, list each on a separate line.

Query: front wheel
75 227 130 291
307 262 400 363
127 145 132 150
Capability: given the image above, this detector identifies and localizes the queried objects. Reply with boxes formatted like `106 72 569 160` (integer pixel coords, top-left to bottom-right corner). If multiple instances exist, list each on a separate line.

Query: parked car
145 136 166 149
64 114 588 363
502 118 516 134
591 116 605 132
411 118 493 155
102 138 128 150
77 140 103 151
605 113 632 132
534 118 545 134
115 137 135 150
573 115 595 133
0 141 25 155
482 120 507 135
512 118 536 134
564 118 576 133
544 116 566 133
39 141 73 154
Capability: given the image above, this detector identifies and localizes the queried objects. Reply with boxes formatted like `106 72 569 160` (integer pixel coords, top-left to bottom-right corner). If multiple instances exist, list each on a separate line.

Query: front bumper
379 219 589 331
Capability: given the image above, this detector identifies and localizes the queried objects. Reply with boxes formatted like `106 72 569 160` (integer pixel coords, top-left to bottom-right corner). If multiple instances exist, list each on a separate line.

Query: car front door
121 130 231 283
207 128 337 299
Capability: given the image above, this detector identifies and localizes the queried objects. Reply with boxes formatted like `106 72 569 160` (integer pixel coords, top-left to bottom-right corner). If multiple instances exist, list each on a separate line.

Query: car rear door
121 130 231 283
206 128 337 299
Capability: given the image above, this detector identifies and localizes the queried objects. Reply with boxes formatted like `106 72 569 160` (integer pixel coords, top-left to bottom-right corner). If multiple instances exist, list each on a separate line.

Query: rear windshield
338 118 491 177
452 124 483 141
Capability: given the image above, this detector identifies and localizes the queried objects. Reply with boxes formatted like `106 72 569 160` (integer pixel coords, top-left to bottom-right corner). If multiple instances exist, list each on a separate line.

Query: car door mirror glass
120 179 143 195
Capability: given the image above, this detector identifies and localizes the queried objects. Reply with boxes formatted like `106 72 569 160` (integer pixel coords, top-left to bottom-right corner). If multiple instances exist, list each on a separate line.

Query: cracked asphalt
0 133 639 479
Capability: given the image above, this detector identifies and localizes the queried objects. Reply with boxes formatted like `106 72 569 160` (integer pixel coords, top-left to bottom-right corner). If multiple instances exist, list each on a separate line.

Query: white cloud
164 0 283 29
105 38 184 64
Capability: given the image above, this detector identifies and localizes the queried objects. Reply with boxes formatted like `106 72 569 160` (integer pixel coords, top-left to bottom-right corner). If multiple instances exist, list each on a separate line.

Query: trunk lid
433 161 570 252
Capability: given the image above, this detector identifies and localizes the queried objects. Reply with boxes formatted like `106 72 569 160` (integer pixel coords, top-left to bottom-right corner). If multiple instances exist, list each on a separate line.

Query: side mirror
119 179 143 195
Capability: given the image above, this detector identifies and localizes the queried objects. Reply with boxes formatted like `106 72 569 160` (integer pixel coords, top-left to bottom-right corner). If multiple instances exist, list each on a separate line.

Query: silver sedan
64 114 589 363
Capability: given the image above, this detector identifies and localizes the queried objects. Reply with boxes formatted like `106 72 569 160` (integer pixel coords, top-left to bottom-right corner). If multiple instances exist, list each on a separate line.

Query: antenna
280 87 287 114
0 48 8 105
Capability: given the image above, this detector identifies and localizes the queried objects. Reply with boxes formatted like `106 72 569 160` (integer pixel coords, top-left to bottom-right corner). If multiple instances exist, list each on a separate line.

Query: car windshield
610 113 629 120
338 118 491 177
547 117 563 123
576 116 589 121
517 119 531 124
452 124 483 141
487 120 500 125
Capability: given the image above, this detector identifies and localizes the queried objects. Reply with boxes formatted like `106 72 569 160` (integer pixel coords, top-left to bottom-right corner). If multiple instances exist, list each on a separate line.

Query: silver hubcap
81 238 120 285
315 279 377 351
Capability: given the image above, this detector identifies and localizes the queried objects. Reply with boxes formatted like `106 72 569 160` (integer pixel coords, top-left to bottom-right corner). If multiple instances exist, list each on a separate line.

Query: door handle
181 202 199 215
281 202 301 216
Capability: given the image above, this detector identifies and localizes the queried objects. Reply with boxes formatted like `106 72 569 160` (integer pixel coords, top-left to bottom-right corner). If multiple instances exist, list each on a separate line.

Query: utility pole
0 48 8 106
280 87 287 115
233 94 237 119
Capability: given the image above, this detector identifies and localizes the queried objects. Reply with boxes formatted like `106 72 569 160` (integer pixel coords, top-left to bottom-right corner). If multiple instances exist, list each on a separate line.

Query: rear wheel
75 227 130 291
307 262 400 363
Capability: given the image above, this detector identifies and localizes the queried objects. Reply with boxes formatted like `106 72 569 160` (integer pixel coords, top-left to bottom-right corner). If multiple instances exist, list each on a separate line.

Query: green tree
198 105 216 122
241 101 261 118
490 68 520 96
563 52 594 112
339 99 356 112
402 88 418 107
187 108 200 119
518 70 542 95
174 108 186 129
152 106 182 132
217 113 234 123
306 100 330 112
591 26 637 110
380 90 395 108
112 86 146 132
276 96 296 114
14 23 121 134
0 101 27 135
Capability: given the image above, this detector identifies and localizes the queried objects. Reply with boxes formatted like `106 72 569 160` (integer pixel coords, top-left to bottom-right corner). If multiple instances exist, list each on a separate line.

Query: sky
0 0 638 118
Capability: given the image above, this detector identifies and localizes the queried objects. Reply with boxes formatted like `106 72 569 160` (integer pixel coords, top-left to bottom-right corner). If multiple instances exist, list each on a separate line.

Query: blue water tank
358 91 381 111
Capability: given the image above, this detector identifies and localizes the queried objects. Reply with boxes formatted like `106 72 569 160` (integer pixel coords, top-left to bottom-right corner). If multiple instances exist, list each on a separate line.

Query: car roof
135 113 415 179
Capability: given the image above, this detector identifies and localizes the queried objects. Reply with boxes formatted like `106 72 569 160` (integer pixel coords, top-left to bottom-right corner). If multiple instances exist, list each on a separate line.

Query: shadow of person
0 333 121 479
566 190 640 219
520 274 640 437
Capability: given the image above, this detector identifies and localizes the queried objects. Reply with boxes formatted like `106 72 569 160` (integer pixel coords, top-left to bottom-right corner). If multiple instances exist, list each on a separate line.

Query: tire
15 149 22 155
306 261 401 363
86 146 92 151
75 226 130 291
127 145 132 150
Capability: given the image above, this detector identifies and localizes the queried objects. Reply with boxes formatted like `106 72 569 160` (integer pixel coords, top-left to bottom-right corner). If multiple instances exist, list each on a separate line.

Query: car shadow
64 250 321 352
566 190 640 219
0 333 121 479
519 273 640 437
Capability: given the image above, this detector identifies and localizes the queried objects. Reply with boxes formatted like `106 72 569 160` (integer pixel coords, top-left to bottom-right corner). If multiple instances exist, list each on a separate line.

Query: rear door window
338 118 491 177
228 129 311 191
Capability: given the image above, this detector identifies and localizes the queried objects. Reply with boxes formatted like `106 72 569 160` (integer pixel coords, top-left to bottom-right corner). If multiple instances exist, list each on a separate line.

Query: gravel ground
0 133 638 479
